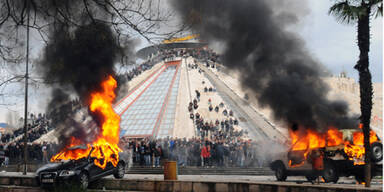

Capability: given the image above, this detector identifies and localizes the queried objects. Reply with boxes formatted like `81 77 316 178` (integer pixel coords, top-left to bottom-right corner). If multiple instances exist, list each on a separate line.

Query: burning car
270 127 383 183
35 75 128 189
36 145 129 189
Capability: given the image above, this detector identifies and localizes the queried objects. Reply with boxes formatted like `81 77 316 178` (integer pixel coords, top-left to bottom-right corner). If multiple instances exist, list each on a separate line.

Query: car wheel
322 161 339 183
355 172 372 184
355 173 365 184
113 162 125 179
78 172 89 190
275 163 287 181
371 142 383 163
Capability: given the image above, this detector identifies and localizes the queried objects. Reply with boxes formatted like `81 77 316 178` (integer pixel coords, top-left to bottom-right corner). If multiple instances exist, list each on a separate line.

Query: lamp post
23 0 30 175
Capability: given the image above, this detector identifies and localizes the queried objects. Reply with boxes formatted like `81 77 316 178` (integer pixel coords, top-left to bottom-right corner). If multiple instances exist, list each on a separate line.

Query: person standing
3 146 9 167
139 142 145 167
154 145 162 168
216 142 224 167
126 144 133 169
42 142 48 164
195 90 200 101
144 143 151 167
201 144 210 168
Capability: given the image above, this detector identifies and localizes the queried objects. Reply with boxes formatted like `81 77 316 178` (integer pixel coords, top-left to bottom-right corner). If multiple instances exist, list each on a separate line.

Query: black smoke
45 89 72 128
39 21 126 147
41 22 119 100
170 0 357 132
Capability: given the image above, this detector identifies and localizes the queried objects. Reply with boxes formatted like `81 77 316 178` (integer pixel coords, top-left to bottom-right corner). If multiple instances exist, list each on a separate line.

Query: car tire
355 173 365 184
78 172 89 190
275 163 287 181
322 161 339 183
113 162 125 179
355 172 373 184
371 142 383 163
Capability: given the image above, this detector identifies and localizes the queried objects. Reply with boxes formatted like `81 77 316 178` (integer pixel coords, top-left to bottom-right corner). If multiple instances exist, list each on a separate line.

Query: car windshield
50 145 92 163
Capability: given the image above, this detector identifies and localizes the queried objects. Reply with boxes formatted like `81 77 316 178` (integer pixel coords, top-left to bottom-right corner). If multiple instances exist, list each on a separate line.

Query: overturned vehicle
270 128 383 183
36 145 129 189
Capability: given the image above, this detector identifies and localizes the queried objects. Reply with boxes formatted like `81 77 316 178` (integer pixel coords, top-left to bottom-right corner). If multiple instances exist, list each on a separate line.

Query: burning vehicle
270 126 382 183
36 145 129 189
36 76 127 189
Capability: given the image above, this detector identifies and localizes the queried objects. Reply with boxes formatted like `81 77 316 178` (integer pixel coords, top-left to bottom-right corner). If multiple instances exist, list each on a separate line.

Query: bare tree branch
0 75 24 87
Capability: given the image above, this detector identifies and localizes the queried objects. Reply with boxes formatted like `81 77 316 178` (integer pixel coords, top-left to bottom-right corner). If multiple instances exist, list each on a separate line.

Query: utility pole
23 0 30 175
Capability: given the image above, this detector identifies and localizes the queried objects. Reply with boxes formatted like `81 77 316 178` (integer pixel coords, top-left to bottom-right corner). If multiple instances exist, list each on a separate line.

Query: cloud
299 1 382 82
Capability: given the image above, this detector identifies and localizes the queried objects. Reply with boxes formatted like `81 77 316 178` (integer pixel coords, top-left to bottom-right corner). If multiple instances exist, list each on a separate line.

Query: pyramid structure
113 42 286 142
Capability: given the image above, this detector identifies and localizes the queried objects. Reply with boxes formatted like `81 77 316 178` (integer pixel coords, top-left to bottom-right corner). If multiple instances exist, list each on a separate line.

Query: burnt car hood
36 159 87 174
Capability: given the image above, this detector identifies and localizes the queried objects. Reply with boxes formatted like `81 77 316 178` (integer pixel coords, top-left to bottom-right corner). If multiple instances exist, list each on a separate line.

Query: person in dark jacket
216 142 224 167
195 90 201 101
154 145 162 167
139 143 145 166
144 143 152 167
195 112 200 120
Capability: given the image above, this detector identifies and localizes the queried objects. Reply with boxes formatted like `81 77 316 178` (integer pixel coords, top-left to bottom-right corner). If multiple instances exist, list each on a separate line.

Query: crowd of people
122 61 156 82
189 92 245 140
186 58 248 140
0 112 58 165
2 141 58 165
119 137 269 168
1 136 269 168
153 47 220 64
1 113 52 144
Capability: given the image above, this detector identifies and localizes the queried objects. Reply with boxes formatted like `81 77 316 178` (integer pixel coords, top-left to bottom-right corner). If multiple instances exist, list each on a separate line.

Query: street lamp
22 0 30 175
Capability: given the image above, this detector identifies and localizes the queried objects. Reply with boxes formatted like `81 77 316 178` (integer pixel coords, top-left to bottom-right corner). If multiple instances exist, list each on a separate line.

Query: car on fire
270 128 383 183
35 145 129 189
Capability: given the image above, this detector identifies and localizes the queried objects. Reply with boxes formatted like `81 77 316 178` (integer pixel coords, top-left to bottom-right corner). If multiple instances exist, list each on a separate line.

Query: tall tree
329 0 382 187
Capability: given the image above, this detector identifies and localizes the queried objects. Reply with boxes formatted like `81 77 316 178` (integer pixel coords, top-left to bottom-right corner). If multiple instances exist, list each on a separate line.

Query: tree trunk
355 5 372 187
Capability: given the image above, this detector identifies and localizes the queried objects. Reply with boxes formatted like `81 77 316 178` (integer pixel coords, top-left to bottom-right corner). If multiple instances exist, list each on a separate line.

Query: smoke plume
39 21 127 146
170 0 357 132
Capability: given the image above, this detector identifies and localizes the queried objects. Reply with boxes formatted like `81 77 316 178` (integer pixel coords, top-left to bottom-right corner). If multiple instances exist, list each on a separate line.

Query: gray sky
298 1 382 82
0 1 382 123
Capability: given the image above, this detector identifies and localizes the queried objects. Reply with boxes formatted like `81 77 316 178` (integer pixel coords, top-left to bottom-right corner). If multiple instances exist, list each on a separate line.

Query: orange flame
289 125 379 167
289 129 326 152
288 160 305 168
51 75 121 169
344 130 378 165
288 129 325 167
326 127 343 146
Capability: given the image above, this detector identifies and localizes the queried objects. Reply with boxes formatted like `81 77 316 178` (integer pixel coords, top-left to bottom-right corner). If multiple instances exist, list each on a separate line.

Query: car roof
68 145 88 150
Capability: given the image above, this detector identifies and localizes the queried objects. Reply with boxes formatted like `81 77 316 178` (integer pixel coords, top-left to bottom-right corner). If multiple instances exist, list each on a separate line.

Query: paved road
198 63 287 143
0 172 381 191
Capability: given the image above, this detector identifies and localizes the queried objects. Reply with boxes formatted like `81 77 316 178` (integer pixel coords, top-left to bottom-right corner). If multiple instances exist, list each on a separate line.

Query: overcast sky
0 1 382 123
298 1 382 82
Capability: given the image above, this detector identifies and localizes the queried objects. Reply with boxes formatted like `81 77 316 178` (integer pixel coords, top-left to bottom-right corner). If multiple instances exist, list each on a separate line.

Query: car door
100 160 118 178
87 158 106 180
